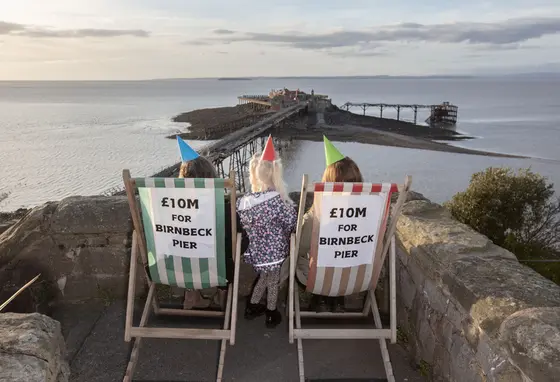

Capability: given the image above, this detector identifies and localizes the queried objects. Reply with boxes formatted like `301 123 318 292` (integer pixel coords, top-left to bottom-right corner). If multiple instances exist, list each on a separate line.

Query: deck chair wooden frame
122 170 241 382
288 174 411 382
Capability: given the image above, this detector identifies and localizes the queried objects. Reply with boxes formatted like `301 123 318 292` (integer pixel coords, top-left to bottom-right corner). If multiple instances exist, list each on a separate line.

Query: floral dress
236 190 297 273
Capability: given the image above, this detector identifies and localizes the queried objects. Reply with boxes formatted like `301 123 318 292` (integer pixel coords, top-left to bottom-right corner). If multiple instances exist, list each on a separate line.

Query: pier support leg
414 107 417 124
362 105 366 115
397 106 400 121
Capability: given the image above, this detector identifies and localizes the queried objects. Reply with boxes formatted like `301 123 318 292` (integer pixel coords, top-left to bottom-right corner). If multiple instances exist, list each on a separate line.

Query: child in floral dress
237 136 297 328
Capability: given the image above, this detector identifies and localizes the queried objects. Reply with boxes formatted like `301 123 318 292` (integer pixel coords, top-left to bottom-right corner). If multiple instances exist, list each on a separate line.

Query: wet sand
171 104 273 140
274 123 525 158
171 104 525 159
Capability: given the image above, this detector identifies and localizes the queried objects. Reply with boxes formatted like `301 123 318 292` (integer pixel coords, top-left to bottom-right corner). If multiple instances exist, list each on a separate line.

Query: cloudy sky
1 0 560 80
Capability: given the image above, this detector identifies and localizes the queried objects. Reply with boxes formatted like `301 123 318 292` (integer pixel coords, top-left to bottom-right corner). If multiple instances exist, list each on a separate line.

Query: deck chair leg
288 234 296 344
294 288 305 382
123 283 156 382
369 292 395 382
217 285 233 382
125 232 139 342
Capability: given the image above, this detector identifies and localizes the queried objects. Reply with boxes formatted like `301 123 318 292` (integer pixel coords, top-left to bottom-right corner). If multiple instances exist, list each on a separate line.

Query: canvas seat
122 170 241 382
289 174 412 382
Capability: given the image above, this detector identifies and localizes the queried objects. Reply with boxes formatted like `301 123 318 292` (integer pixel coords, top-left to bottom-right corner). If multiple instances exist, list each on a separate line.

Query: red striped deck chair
288 174 412 382
122 170 241 382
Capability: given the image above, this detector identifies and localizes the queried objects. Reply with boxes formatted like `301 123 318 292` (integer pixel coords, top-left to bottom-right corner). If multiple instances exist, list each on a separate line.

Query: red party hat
260 135 276 161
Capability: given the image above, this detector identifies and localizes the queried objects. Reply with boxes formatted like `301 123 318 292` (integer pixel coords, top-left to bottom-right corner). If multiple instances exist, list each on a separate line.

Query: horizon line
1 72 559 82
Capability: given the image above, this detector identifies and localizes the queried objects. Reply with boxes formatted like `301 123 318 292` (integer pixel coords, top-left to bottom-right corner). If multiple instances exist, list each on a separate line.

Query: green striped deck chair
121 169 241 382
288 175 412 382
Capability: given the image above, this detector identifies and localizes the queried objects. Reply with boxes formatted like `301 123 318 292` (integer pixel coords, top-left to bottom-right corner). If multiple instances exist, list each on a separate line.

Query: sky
1 0 560 80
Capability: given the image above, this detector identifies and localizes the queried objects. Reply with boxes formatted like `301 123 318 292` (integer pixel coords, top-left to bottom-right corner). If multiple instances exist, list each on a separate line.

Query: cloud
0 20 149 38
187 17 560 52
212 29 235 35
471 43 541 51
0 21 24 34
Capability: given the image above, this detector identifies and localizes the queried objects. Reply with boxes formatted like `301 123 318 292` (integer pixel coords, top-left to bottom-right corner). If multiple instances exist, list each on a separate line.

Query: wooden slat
299 312 365 318
217 285 233 382
390 236 397 344
124 232 138 342
157 308 225 317
370 292 395 382
130 177 234 189
123 283 156 382
129 327 231 340
293 328 391 340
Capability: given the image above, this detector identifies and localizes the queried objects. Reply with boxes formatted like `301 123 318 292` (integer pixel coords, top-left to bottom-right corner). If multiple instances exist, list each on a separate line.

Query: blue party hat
176 136 200 162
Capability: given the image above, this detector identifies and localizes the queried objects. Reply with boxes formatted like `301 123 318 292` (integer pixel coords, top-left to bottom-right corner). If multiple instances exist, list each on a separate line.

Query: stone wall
2 193 559 382
0 196 144 312
396 199 560 382
0 313 69 381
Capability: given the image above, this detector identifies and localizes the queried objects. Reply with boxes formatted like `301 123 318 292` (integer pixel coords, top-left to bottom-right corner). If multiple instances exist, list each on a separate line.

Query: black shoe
331 296 345 313
265 309 282 328
244 302 266 320
316 296 329 313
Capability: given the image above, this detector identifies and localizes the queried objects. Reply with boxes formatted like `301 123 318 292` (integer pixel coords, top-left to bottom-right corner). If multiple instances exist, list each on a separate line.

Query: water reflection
282 141 560 204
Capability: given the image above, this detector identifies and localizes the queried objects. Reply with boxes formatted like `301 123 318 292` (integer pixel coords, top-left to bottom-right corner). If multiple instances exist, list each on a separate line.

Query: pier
103 97 309 196
342 101 458 126
103 90 461 197
206 102 307 191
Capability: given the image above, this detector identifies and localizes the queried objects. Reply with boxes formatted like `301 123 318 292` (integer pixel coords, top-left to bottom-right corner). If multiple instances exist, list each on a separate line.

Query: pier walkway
342 102 458 125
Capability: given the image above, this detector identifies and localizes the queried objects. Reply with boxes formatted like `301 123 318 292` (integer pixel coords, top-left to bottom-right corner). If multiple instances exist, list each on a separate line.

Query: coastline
0 102 526 217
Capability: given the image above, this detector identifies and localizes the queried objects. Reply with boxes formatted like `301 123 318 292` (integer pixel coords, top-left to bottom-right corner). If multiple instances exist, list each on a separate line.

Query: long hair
310 157 363 213
249 153 292 204
321 157 363 183
178 156 218 179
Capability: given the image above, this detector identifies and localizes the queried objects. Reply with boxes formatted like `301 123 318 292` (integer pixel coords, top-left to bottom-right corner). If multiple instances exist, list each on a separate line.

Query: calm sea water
1 78 559 211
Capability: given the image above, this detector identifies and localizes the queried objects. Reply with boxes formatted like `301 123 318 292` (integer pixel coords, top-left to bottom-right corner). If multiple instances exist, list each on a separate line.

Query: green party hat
323 135 345 166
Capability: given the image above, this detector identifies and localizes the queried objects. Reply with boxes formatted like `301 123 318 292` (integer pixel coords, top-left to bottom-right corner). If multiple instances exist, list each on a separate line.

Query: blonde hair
249 152 292 204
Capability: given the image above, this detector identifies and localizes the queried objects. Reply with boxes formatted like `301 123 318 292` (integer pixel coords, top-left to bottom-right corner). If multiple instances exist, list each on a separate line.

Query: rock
0 196 140 309
499 308 560 382
0 313 69 382
397 200 516 283
396 198 560 382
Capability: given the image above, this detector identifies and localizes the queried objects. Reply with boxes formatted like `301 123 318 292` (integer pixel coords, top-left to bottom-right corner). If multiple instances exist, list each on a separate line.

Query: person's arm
234 195 250 254
298 212 313 259
280 201 298 234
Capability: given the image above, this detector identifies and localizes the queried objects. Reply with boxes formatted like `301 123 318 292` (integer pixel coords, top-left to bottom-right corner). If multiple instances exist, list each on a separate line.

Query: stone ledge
500 307 560 382
396 199 560 382
0 312 69 382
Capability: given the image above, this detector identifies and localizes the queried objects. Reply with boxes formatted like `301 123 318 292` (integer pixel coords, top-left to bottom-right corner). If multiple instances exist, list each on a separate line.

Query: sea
1 77 559 212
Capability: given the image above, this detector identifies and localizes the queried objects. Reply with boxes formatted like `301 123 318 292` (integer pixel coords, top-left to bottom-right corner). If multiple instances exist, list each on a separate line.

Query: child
176 137 249 309
286 136 363 313
237 136 297 328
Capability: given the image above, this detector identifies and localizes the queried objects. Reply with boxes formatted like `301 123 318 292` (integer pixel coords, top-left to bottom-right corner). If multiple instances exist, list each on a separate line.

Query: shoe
316 296 329 313
244 302 266 320
265 309 282 328
331 296 345 313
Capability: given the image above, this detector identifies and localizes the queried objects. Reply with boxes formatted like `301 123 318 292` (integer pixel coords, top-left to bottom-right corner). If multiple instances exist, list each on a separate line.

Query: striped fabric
135 177 227 289
306 182 396 296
